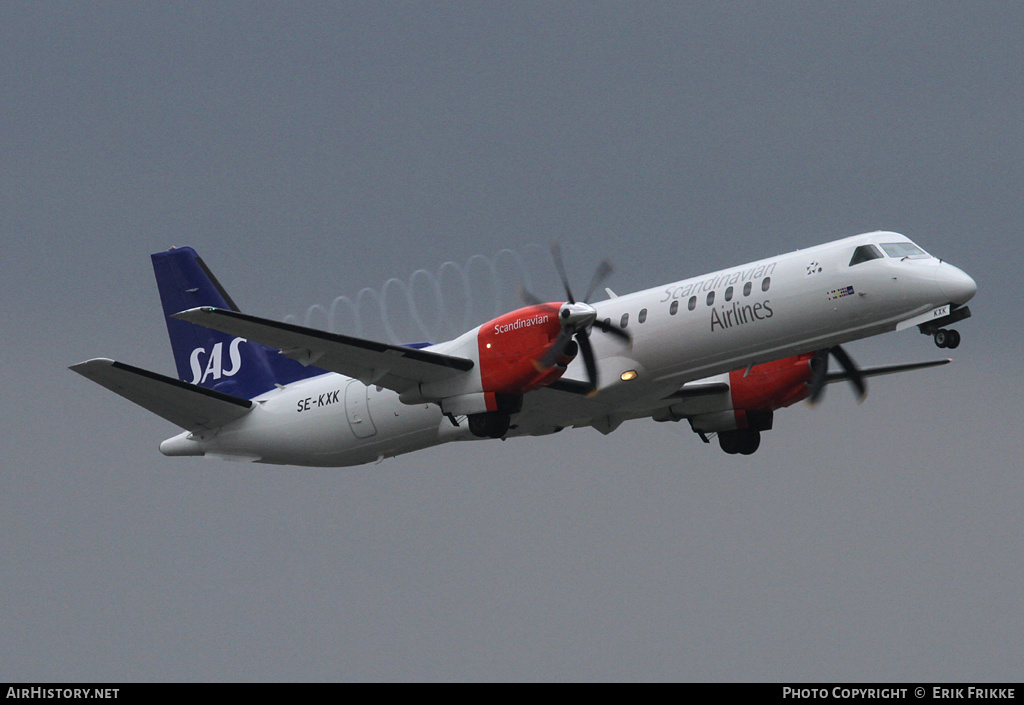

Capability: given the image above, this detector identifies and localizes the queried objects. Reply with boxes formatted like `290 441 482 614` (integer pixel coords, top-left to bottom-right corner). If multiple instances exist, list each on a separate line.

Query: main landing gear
933 328 961 349
468 410 512 439
718 429 761 455
462 394 522 439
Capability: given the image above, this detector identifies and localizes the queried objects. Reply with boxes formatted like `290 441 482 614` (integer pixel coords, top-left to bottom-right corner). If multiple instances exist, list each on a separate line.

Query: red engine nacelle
476 304 574 396
726 353 815 428
680 353 818 455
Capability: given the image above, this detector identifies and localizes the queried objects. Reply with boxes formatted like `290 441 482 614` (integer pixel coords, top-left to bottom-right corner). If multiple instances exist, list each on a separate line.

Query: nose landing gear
919 305 970 350
933 328 961 349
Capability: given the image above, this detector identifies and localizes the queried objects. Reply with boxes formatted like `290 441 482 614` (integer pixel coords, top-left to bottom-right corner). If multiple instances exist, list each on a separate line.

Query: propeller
807 345 867 404
520 244 631 392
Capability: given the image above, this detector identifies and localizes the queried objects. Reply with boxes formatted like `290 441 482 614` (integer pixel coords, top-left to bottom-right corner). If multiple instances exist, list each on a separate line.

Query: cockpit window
849 244 884 266
880 242 928 259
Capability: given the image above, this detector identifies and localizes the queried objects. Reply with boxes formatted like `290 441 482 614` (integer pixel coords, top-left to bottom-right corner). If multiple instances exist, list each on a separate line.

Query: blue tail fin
152 247 326 399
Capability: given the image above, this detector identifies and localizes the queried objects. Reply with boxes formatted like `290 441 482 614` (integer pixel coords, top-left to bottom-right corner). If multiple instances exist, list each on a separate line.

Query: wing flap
665 381 731 399
173 307 473 393
70 358 254 432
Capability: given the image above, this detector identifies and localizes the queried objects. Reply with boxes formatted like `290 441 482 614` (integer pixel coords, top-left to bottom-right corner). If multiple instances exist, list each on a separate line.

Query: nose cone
940 264 977 305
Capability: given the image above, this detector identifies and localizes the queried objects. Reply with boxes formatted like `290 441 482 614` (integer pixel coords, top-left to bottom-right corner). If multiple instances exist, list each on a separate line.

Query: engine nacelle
440 391 524 417
728 354 814 412
663 355 814 437
476 304 573 395
689 408 774 433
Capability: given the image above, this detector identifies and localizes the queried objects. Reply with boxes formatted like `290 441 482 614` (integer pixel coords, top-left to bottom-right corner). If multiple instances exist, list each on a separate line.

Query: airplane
71 231 976 465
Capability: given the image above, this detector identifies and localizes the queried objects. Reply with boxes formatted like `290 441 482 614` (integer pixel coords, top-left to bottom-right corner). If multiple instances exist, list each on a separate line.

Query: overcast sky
3 2 1022 681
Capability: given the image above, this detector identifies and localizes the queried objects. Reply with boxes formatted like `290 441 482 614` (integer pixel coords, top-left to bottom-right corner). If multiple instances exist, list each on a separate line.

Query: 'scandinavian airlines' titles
494 314 549 335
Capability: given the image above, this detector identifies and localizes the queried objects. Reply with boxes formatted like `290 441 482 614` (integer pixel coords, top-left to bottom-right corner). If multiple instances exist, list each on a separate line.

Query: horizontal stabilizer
70 358 254 432
173 307 473 393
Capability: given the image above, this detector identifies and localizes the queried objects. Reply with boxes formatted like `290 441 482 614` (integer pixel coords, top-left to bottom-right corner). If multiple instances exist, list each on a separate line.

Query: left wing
173 307 473 393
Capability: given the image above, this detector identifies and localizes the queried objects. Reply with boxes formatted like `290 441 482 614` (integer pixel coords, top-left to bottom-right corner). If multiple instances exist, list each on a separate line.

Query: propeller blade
537 328 574 371
530 245 626 388
550 243 576 303
582 260 613 303
592 317 632 345
829 344 867 402
518 286 561 315
518 285 544 307
807 351 829 405
576 327 598 391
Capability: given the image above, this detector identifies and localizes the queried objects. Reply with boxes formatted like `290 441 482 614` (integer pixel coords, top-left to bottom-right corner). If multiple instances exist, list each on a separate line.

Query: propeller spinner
521 245 631 393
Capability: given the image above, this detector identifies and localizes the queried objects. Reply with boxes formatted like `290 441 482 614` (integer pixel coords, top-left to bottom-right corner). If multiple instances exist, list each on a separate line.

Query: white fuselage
161 231 976 466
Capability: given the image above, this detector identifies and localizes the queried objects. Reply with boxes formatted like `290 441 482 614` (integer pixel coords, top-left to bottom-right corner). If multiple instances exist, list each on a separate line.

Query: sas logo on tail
190 337 246 385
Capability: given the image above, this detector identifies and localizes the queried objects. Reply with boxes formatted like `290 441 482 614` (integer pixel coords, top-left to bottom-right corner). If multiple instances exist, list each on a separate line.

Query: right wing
70 358 254 433
825 357 952 384
173 307 474 393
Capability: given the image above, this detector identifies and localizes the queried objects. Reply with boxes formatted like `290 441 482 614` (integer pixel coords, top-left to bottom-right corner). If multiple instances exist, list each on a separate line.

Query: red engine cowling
476 304 573 396
726 353 815 427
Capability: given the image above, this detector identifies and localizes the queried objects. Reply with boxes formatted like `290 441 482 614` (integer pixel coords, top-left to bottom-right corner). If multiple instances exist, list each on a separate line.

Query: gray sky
3 1 1022 681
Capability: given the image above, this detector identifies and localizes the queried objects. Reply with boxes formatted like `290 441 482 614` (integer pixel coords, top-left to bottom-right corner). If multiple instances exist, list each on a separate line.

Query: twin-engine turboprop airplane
71 231 976 465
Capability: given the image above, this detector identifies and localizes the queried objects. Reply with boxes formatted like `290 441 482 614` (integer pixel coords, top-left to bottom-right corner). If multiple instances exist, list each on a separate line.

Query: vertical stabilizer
152 247 326 398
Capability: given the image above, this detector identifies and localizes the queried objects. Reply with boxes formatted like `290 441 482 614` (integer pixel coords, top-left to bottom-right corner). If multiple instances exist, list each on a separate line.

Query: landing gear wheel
934 329 949 348
718 429 761 455
945 329 961 349
468 411 511 439
738 429 761 455
718 431 740 455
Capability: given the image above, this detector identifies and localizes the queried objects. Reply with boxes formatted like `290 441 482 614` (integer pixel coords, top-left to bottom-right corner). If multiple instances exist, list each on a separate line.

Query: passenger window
670 300 679 315
743 282 752 296
688 296 697 311
725 286 733 302
706 291 715 306
620 313 629 328
849 244 884 266
762 277 771 292
638 308 647 324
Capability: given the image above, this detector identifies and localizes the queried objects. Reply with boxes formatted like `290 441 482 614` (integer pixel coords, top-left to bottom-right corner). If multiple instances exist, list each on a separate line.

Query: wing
173 307 473 393
70 358 254 432
825 357 951 384
665 381 731 399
